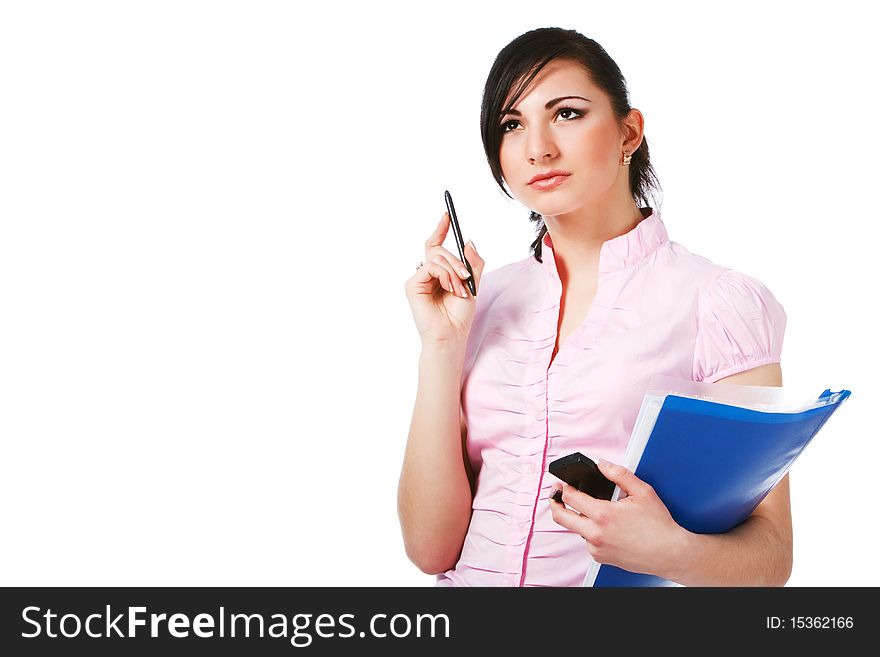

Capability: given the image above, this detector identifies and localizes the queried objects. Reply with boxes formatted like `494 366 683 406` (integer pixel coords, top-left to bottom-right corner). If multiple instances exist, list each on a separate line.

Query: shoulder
659 240 733 283
699 267 787 320
691 265 788 383
660 240 785 307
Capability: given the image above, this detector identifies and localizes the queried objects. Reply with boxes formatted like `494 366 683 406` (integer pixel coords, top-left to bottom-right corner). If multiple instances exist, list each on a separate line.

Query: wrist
420 340 467 358
664 525 699 583
419 342 467 381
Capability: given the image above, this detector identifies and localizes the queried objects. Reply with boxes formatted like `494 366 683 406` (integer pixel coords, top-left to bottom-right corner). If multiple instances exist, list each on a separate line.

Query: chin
529 199 584 218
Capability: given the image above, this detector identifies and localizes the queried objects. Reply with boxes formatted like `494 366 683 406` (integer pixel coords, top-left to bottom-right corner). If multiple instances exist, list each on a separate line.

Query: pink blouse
436 208 787 587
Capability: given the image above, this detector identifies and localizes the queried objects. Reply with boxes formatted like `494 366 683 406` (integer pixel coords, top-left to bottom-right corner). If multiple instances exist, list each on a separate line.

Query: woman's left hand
549 459 690 579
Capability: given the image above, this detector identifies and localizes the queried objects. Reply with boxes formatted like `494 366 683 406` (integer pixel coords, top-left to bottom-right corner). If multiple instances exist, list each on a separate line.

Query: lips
529 174 570 191
528 170 570 185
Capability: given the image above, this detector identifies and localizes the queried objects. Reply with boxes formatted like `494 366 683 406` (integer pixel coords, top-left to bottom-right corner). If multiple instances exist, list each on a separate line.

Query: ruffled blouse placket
515 212 667 586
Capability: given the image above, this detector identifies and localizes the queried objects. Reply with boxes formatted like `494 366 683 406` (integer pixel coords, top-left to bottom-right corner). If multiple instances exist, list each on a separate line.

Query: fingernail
459 267 470 278
467 239 476 252
599 458 623 475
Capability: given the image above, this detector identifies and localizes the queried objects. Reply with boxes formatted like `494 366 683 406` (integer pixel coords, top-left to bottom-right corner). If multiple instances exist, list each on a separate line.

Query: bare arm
397 342 475 574
668 363 794 586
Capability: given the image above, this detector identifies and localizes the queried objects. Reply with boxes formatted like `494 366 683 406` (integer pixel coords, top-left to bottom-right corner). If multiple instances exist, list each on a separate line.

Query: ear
622 107 644 156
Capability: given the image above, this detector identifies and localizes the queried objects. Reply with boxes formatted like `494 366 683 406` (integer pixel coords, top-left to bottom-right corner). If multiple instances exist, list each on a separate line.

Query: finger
411 261 454 296
558 482 610 521
431 246 471 297
425 259 461 297
425 212 450 250
462 240 484 295
597 459 651 498
427 254 468 298
430 245 473 282
549 494 602 542
426 261 457 296
430 248 470 297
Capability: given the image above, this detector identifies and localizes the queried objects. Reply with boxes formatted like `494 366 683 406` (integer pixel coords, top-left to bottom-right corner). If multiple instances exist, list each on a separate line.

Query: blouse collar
539 207 668 277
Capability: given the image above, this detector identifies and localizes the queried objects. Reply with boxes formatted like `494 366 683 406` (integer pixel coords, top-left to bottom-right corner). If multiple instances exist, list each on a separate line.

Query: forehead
504 59 595 108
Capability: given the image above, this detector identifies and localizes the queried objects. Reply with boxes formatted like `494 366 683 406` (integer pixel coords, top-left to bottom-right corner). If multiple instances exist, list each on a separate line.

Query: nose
526 123 559 163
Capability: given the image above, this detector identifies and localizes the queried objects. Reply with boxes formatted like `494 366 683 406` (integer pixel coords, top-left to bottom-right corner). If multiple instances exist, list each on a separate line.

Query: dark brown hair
480 27 662 262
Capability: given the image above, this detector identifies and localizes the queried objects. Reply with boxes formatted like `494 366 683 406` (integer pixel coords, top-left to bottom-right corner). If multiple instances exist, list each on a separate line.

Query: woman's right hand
404 211 485 347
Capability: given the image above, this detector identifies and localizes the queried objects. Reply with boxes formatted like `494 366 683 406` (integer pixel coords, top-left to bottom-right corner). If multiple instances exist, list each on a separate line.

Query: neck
542 196 647 285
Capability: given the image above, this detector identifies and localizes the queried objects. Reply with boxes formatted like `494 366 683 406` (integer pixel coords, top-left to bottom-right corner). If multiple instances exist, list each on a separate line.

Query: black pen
443 190 476 298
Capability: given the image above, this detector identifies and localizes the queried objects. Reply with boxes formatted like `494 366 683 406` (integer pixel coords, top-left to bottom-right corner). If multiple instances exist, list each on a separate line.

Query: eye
557 107 582 121
500 106 584 134
501 119 519 133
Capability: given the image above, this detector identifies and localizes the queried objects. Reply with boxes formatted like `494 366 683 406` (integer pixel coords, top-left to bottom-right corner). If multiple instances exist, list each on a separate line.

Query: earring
622 151 632 166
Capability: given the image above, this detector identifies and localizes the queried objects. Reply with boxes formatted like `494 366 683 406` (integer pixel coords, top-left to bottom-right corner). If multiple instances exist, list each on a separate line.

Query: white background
1 1 876 586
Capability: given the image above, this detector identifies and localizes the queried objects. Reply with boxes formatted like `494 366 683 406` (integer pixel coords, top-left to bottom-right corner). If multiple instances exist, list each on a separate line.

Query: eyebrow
500 95 592 118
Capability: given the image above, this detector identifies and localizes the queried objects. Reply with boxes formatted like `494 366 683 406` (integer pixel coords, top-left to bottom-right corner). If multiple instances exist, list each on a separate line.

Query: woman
399 27 792 587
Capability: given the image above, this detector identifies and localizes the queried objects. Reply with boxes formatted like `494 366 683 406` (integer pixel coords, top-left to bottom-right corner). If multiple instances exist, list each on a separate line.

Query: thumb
464 240 484 294
597 459 646 497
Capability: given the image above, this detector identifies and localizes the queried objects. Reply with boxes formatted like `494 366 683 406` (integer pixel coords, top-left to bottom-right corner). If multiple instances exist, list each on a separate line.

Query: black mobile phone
443 190 477 297
548 452 616 502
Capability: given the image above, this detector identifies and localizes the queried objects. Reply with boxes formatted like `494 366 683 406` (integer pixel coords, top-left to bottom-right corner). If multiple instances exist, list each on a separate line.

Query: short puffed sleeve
692 269 787 383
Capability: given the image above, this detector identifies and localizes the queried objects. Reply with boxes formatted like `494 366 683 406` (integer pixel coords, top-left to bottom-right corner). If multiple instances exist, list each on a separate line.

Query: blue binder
583 376 852 587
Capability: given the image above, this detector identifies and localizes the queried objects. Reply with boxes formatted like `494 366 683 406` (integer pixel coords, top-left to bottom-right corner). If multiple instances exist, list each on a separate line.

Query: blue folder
583 376 852 587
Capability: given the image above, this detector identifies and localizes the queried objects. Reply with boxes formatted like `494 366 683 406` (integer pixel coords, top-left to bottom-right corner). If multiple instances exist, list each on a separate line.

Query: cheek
571 125 618 165
499 141 512 169
498 142 518 183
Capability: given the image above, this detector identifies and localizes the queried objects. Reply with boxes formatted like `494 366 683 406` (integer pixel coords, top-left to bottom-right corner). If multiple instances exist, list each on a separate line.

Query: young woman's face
498 58 630 216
